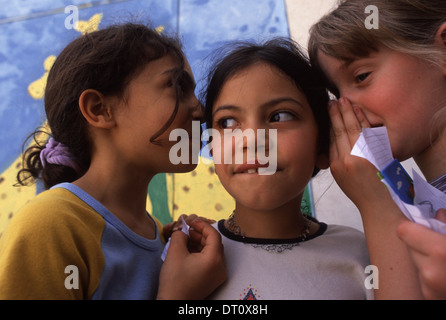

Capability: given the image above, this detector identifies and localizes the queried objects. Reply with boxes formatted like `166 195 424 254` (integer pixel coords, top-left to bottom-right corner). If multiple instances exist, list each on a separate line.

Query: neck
414 132 446 182
230 197 311 239
74 155 156 238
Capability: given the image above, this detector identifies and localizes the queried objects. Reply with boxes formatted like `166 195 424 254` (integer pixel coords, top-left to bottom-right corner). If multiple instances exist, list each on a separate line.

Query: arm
157 219 226 300
0 201 102 299
328 98 423 299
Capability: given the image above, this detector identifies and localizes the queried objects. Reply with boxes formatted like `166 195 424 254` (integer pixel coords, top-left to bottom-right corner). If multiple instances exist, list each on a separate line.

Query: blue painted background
1 0 321 234
0 0 289 173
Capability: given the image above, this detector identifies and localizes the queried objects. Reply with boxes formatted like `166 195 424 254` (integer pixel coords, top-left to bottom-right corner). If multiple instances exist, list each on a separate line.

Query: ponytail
17 130 82 189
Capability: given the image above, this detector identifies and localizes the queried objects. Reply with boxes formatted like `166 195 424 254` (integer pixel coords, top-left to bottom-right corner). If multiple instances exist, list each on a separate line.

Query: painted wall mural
0 0 313 235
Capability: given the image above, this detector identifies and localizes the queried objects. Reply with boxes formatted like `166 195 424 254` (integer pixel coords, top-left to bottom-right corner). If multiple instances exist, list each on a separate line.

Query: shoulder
3 186 105 245
323 223 366 239
318 223 367 246
314 223 370 259
0 187 106 299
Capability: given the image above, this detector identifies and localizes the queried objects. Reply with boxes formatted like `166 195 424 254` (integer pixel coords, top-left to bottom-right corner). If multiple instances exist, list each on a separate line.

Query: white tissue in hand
161 216 190 261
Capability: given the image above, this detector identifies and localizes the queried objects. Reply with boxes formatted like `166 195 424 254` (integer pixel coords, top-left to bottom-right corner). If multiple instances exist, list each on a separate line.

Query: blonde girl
309 0 446 299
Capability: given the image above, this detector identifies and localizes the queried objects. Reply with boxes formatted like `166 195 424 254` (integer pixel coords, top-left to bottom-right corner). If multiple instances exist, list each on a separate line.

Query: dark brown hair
202 38 330 177
18 23 187 189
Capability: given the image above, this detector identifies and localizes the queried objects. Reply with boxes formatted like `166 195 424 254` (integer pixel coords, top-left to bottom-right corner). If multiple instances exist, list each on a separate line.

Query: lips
234 162 272 174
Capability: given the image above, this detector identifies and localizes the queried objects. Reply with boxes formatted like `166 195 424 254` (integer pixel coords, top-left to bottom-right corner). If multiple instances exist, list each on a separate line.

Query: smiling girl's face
109 54 203 175
211 62 326 211
317 46 446 163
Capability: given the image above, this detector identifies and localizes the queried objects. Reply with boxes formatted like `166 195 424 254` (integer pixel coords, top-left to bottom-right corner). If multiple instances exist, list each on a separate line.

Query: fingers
165 228 190 259
397 220 440 255
328 97 373 166
353 105 371 130
397 220 446 300
435 208 446 223
167 216 219 253
329 100 353 156
189 219 224 254
330 98 368 144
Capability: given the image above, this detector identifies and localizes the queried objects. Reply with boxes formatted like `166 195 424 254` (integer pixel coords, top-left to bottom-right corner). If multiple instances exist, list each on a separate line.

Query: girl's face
111 54 203 175
211 63 326 210
317 46 446 162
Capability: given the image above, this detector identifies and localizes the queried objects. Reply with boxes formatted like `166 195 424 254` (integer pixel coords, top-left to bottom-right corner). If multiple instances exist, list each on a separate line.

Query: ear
435 22 446 72
78 89 115 129
436 22 446 46
315 152 329 170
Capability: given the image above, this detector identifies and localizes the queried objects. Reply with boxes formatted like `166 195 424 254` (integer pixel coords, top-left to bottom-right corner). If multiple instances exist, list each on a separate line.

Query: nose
239 120 272 156
337 88 359 109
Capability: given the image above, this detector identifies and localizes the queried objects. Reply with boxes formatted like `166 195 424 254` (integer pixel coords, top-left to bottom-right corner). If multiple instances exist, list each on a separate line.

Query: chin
234 193 290 212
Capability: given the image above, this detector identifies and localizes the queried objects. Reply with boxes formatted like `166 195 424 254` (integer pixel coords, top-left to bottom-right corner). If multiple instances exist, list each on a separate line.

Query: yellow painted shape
169 157 235 222
155 25 165 34
75 13 103 35
27 55 56 100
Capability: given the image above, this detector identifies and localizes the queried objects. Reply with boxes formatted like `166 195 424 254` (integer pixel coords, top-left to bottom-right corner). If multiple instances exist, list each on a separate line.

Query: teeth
241 169 257 174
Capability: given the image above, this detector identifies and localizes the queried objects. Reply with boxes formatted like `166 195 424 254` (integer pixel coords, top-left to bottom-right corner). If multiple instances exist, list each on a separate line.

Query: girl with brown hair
0 23 225 299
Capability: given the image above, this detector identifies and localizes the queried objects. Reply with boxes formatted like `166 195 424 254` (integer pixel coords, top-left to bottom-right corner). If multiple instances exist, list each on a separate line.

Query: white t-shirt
209 219 374 300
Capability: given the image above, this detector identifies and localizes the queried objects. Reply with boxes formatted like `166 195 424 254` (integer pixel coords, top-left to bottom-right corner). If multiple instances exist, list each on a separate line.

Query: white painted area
284 0 423 231
285 0 337 49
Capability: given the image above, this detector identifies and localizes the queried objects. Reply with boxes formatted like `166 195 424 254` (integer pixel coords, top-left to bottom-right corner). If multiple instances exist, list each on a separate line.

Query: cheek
209 133 242 164
208 136 225 164
278 130 319 169
214 163 231 187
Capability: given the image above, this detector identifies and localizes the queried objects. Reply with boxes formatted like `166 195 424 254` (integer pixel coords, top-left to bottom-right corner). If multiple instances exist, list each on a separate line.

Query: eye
217 117 238 129
355 72 371 83
170 70 196 97
270 111 295 122
178 71 195 93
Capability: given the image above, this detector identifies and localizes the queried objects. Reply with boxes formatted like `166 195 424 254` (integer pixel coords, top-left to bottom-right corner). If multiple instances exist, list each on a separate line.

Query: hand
163 214 216 242
329 98 424 299
328 98 389 209
157 219 226 300
397 209 446 300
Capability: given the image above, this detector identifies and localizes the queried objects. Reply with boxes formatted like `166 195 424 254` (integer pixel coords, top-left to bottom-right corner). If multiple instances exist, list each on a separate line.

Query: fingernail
328 100 337 109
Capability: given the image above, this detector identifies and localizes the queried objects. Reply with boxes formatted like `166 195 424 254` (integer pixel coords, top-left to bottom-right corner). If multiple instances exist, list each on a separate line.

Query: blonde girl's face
111 54 203 175
317 46 446 162
211 63 325 210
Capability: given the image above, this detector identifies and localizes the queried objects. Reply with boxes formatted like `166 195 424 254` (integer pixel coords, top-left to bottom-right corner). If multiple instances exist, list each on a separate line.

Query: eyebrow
161 67 179 75
212 97 306 117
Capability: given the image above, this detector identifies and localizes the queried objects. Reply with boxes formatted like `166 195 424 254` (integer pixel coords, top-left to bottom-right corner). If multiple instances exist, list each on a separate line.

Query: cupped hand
328 98 390 209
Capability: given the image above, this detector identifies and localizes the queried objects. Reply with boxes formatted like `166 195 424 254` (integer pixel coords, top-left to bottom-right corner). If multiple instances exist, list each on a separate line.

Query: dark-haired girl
0 23 225 299
203 39 373 300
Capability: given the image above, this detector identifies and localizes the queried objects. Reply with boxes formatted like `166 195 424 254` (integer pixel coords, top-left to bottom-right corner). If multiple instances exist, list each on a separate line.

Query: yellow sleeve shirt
0 183 164 299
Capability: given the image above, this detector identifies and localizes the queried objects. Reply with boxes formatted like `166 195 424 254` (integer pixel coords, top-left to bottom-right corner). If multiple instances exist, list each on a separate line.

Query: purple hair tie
40 138 80 173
